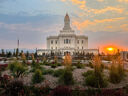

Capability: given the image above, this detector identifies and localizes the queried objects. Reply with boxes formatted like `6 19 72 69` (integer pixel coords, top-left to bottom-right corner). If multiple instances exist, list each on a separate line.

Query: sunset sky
0 0 128 50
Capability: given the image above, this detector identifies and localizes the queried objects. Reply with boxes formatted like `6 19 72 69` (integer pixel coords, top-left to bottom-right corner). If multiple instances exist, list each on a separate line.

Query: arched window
56 40 57 44
66 39 68 44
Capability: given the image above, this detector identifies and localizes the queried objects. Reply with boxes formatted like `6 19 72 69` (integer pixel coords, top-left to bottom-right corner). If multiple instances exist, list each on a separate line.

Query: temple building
37 13 98 56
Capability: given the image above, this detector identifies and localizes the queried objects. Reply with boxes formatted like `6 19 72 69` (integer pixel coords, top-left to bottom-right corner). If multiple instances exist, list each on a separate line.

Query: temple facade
37 13 98 56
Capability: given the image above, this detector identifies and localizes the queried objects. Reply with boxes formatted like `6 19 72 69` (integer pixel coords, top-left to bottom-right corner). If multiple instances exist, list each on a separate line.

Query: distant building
120 51 128 61
37 13 98 56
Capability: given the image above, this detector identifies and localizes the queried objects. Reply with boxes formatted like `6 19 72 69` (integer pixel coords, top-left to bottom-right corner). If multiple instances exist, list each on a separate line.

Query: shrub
109 56 125 84
32 69 44 84
51 63 58 68
4 80 24 96
75 61 84 68
59 68 74 85
88 61 93 68
50 85 72 96
84 55 108 88
84 70 107 88
8 61 27 78
43 69 54 75
53 69 65 77
82 70 94 77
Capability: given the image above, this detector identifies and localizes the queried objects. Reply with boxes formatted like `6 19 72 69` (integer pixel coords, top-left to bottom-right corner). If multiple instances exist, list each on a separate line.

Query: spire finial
63 13 71 30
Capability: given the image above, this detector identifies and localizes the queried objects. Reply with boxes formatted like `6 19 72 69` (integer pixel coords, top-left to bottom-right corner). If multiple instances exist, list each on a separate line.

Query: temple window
77 40 79 44
82 40 84 44
51 40 53 44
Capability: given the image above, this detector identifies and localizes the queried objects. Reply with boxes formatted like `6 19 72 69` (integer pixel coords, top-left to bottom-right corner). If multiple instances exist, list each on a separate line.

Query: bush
4 80 24 96
85 55 107 88
51 63 58 68
82 70 94 77
50 85 72 96
109 56 125 84
53 69 65 77
88 61 93 68
75 61 84 68
59 68 74 85
43 69 54 75
8 61 27 78
32 69 44 84
84 71 108 88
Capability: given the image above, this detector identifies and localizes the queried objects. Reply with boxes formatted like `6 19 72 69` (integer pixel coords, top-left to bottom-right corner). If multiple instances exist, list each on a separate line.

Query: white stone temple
37 13 98 56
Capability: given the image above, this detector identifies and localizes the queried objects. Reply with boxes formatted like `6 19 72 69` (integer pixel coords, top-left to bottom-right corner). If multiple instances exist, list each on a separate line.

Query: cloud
72 17 125 30
97 0 104 2
90 6 123 14
120 24 128 32
61 0 86 10
118 0 128 3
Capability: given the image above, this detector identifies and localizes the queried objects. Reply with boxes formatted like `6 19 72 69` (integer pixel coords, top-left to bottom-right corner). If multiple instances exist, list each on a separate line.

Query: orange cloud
61 0 123 14
90 6 123 14
97 0 104 2
72 17 125 30
120 24 128 32
118 0 128 2
70 0 86 9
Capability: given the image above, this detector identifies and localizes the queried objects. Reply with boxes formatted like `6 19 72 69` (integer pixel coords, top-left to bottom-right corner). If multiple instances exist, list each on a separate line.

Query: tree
26 51 29 60
1 49 5 57
16 48 19 58
7 51 12 57
13 49 16 57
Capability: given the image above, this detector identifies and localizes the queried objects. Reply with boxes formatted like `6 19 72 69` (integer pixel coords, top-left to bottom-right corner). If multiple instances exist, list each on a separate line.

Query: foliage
59 68 74 85
75 61 84 68
43 69 54 75
31 60 42 72
82 70 94 77
16 48 19 58
6 51 12 58
109 56 125 84
3 80 24 96
51 63 58 68
83 55 108 88
1 49 5 57
53 69 65 77
32 69 44 84
8 61 27 78
64 53 72 68
85 72 107 88
50 85 72 96
88 61 93 68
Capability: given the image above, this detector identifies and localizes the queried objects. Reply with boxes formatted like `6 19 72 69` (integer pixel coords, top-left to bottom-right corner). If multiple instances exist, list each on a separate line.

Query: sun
107 47 114 52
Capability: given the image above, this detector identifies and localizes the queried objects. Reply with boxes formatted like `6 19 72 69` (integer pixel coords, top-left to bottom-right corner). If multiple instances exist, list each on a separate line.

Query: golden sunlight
107 47 114 52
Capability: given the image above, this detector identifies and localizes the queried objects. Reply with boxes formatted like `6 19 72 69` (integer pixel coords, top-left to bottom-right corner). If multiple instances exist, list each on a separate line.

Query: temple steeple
63 13 71 30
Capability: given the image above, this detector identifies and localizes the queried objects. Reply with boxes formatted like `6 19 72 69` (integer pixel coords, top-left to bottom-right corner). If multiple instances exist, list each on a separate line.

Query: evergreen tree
7 51 12 57
13 49 16 57
1 49 5 57
16 48 19 58
26 51 29 60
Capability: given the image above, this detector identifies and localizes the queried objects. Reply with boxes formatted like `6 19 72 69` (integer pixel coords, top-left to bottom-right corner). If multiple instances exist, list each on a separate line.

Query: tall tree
7 51 12 57
26 51 29 60
16 48 19 58
1 49 5 57
13 49 16 57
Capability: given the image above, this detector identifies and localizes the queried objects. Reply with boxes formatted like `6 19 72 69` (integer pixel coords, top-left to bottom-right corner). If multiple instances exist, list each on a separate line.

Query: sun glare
107 47 114 52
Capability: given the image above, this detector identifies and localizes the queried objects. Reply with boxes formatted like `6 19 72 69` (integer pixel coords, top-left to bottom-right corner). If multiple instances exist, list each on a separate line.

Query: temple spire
63 13 71 30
